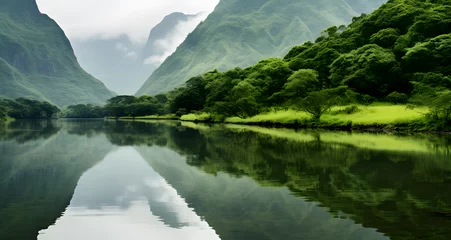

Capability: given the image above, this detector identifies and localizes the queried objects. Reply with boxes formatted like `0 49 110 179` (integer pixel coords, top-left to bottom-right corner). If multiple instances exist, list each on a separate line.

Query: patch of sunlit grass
323 105 428 125
180 113 212 121
224 105 428 126
226 110 310 124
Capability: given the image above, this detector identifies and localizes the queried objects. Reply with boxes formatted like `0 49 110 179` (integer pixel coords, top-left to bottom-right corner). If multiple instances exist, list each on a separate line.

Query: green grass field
180 105 431 130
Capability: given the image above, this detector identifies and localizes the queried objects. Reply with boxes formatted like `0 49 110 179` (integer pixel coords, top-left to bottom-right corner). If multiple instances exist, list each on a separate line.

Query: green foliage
402 33 451 75
426 93 451 127
369 28 400 48
0 98 59 119
295 87 348 120
103 95 163 119
137 0 386 95
62 104 104 118
385 91 408 104
330 44 406 97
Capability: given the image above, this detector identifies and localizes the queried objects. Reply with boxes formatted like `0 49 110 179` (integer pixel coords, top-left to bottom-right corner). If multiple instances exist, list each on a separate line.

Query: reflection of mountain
0 120 113 240
39 147 220 240
106 121 451 240
137 146 387 240
2 120 451 240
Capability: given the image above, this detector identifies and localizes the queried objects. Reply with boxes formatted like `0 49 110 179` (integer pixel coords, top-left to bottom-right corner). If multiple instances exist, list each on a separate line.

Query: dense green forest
0 98 59 120
137 0 385 95
0 0 114 107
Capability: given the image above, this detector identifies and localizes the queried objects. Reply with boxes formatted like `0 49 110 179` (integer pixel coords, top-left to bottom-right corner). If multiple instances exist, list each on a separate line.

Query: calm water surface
0 120 450 240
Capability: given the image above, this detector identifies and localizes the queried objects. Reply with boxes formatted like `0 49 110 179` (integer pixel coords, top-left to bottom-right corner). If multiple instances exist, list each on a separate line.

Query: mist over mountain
0 0 114 107
137 0 386 96
72 12 206 95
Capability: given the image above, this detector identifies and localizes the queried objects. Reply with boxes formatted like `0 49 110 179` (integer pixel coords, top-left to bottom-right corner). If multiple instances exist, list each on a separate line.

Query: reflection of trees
0 121 112 240
109 121 451 240
0 120 60 143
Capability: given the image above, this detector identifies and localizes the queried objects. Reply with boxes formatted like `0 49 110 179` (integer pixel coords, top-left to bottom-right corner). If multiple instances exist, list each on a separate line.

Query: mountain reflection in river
0 120 450 240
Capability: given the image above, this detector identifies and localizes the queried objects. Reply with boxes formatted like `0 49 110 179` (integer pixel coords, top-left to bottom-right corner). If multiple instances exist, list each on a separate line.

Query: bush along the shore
0 98 60 119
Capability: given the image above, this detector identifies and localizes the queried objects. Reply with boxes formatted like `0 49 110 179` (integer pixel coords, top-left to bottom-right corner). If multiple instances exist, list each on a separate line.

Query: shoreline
178 119 451 134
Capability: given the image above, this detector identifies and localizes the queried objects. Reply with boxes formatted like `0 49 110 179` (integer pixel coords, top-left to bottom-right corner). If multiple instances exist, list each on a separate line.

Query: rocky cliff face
0 0 114 106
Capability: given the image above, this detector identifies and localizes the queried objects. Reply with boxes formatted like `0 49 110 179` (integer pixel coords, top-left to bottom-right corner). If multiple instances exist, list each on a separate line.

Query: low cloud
36 0 219 43
115 43 137 58
143 13 208 66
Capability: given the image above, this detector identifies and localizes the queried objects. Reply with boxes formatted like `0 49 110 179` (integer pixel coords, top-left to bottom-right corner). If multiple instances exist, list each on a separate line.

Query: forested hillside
0 0 114 107
155 0 451 127
137 0 385 95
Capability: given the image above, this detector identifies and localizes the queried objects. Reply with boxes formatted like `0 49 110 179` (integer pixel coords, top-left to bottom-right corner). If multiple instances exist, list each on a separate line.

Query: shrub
385 91 408 104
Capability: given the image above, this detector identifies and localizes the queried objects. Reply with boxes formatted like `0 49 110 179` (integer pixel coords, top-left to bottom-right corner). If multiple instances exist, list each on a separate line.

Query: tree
271 69 320 104
427 93 451 127
104 96 137 119
369 28 400 48
295 87 347 120
330 44 406 98
402 34 451 75
213 81 260 118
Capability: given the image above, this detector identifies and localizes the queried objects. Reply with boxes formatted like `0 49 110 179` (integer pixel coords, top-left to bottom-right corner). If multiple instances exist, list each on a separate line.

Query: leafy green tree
370 28 400 48
427 93 451 127
385 92 408 104
246 58 293 104
330 44 406 98
412 72 451 89
295 87 347 120
213 81 260 118
271 69 320 104
402 34 451 75
104 96 136 119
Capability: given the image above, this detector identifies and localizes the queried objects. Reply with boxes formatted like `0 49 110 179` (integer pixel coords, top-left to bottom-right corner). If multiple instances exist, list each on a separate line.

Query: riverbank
119 114 179 120
179 105 450 133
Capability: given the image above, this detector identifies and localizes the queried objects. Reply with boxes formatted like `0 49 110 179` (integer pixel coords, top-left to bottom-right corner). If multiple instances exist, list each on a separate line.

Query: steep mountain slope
0 0 114 106
72 12 201 95
137 0 386 95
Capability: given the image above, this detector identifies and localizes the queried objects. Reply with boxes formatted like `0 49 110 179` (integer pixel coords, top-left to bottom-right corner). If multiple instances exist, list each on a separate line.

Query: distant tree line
0 98 60 120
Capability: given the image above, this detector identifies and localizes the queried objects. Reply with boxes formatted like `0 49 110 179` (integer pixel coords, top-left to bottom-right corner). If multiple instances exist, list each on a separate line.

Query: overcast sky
36 0 219 43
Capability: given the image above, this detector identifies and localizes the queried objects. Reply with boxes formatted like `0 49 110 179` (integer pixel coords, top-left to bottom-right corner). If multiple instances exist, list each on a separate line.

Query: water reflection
0 120 450 240
0 120 112 240
38 148 220 240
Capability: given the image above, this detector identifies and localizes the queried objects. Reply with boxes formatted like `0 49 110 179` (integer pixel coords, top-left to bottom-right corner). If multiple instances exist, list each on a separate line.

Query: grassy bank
119 114 179 120
180 105 444 132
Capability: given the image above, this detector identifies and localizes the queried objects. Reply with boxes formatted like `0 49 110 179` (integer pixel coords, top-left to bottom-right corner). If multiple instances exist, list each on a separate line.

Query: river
0 119 450 240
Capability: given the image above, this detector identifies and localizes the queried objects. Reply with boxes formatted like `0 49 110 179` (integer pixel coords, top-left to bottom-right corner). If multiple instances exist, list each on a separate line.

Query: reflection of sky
38 147 220 240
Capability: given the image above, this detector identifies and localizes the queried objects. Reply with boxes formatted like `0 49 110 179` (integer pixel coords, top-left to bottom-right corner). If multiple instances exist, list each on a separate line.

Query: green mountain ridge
137 0 386 95
0 0 114 107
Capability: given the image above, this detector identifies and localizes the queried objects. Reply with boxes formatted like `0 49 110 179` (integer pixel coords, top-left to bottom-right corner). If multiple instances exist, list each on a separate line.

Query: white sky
36 0 219 43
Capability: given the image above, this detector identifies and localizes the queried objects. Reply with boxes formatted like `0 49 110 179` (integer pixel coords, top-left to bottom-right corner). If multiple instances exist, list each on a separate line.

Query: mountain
0 0 114 107
137 0 386 96
142 12 200 64
72 12 202 95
